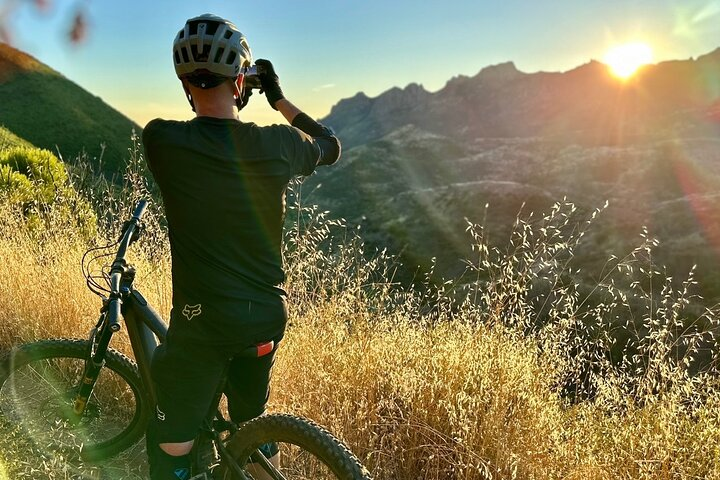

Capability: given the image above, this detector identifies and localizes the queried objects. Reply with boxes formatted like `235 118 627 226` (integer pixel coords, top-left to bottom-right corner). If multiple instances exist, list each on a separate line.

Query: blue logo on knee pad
174 468 190 480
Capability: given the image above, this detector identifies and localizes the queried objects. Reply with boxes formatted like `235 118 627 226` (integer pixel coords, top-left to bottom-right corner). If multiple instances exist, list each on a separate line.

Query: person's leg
148 339 227 480
225 347 275 422
146 418 193 480
224 299 286 426
225 342 279 480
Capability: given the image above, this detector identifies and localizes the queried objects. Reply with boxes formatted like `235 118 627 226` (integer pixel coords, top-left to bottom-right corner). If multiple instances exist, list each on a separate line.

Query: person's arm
274 97 302 124
256 59 341 165
142 119 161 175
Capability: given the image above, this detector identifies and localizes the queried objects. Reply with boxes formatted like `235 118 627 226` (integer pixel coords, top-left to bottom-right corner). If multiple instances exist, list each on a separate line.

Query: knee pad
147 421 192 480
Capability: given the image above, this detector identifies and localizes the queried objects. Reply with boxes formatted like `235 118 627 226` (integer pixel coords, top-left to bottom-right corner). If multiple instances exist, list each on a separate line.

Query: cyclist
142 13 341 480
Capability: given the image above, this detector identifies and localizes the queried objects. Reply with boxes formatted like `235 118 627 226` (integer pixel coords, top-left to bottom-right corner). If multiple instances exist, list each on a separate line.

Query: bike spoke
219 442 348 480
0 356 139 452
274 443 338 479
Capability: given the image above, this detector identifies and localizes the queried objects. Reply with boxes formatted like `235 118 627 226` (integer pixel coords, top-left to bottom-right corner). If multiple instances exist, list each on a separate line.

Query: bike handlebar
132 199 148 222
114 199 148 263
106 200 149 332
107 297 123 332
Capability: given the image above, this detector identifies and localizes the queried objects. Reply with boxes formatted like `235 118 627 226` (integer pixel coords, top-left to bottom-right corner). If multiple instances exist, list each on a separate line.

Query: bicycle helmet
173 14 252 85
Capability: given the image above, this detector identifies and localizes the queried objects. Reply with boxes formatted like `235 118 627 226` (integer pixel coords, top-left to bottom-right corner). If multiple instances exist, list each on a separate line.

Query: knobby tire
216 413 373 480
0 338 150 461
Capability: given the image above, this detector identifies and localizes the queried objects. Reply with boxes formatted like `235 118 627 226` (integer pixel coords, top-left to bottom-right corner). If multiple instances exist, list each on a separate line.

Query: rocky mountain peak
326 91 373 119
565 59 607 76
367 84 430 118
474 61 524 83
380 82 430 99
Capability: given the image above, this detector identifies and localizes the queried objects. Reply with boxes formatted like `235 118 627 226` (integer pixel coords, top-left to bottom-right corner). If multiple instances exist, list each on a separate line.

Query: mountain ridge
322 48 720 148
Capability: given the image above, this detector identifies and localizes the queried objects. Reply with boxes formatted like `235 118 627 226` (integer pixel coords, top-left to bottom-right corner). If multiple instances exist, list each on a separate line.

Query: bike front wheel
0 338 150 462
215 413 373 480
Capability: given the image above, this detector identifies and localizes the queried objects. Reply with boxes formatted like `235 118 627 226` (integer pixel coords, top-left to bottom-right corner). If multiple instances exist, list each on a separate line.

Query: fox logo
182 304 202 321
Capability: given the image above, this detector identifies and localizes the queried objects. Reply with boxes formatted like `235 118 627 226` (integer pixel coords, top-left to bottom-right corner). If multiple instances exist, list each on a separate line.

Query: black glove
236 86 253 111
255 59 284 110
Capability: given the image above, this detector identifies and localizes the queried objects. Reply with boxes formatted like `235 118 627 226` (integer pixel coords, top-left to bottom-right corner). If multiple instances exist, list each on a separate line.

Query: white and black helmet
173 14 252 80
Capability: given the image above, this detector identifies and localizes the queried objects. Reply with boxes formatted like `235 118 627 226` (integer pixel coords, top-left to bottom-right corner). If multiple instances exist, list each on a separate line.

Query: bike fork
72 314 114 417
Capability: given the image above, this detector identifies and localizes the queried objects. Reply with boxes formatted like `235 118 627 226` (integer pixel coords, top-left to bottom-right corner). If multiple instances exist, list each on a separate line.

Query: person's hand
255 59 285 110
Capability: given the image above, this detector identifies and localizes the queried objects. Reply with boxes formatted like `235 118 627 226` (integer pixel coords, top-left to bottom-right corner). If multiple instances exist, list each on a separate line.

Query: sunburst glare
604 42 654 79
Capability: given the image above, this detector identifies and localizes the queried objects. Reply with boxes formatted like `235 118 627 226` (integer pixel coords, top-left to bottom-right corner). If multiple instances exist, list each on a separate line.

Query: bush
0 164 33 204
0 146 96 238
0 146 67 200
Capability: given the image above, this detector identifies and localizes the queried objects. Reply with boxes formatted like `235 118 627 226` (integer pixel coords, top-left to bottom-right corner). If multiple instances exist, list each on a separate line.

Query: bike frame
122 286 166 406
75 283 165 411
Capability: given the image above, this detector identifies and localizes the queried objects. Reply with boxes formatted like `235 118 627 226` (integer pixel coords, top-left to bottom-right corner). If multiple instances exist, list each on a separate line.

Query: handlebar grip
132 199 149 221
107 298 123 332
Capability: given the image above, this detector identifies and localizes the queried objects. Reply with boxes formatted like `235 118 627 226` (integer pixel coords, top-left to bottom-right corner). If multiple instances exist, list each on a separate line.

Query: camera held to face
243 64 265 90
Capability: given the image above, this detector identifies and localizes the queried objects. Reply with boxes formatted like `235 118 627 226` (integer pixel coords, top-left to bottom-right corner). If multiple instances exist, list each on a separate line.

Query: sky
4 0 720 127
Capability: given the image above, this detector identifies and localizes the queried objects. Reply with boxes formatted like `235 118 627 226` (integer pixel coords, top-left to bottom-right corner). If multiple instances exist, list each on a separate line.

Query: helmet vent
190 44 211 62
174 51 181 65
224 29 233 39
178 30 185 39
213 48 225 64
189 20 218 36
226 51 236 65
181 47 189 63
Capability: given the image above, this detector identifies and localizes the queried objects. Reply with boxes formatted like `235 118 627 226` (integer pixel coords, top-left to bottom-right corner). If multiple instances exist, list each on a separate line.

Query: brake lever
118 220 132 242
118 220 144 245
130 221 144 245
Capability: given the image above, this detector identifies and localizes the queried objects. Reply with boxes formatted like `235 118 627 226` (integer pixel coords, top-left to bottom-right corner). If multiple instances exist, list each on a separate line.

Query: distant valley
310 48 720 300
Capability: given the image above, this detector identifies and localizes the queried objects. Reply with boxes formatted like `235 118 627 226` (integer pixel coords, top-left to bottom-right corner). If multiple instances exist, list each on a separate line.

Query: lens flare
604 43 654 79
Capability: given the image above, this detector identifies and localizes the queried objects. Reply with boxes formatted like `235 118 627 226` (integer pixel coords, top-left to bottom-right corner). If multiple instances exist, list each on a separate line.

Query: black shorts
150 299 286 443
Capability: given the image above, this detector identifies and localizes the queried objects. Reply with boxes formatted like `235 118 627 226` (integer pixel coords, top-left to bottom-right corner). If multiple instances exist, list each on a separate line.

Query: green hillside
0 42 139 177
0 126 32 149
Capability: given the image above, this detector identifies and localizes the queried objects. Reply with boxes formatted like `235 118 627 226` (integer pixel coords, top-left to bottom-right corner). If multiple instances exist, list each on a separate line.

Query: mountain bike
0 200 373 479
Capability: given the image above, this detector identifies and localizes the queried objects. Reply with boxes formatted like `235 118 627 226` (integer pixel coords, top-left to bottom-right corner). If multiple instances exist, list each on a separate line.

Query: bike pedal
212 418 235 432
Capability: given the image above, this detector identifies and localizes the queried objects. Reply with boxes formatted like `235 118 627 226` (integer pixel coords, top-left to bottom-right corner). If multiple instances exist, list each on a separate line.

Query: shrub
0 146 96 238
0 164 33 204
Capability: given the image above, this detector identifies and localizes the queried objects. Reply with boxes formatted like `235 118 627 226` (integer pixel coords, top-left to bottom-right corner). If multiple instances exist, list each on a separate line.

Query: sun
604 43 654 79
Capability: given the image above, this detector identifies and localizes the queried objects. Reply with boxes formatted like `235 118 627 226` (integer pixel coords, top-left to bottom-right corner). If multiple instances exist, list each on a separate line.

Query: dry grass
0 189 719 479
